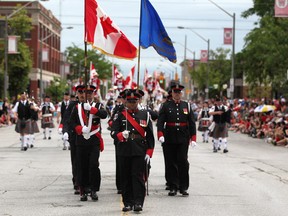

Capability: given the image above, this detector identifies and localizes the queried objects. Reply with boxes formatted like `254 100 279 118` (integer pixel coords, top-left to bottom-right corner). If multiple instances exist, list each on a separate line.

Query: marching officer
57 92 70 150
110 89 155 212
70 85 107 201
62 94 79 194
157 84 197 196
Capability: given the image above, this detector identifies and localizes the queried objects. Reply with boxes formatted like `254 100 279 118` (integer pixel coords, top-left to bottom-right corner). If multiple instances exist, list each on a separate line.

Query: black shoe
91 191 98 201
180 190 189 196
80 194 88 201
168 189 177 196
165 185 171 190
63 146 67 150
43 137 47 140
217 147 221 150
23 147 28 151
30 144 34 148
68 146 71 150
117 190 122 194
48 137 51 140
206 140 208 143
223 149 229 153
134 204 143 212
122 205 132 212
74 189 80 195
21 147 24 151
213 148 218 153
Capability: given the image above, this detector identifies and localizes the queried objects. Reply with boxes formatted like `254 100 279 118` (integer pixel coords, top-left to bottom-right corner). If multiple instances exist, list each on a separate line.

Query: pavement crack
18 168 23 174
2 190 7 194
40 175 62 191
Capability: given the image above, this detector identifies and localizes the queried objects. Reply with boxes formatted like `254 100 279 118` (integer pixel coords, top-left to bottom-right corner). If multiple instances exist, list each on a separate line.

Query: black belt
129 133 143 140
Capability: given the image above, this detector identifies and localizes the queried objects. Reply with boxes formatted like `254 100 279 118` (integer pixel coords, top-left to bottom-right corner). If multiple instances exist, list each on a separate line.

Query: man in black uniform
157 84 197 196
110 89 155 212
70 85 107 201
108 94 125 194
62 94 79 194
57 92 70 150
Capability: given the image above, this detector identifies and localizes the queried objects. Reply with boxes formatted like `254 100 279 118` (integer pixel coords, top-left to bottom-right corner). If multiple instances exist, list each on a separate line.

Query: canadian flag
275 0 288 17
85 0 137 59
90 61 97 80
143 68 148 84
113 65 120 83
125 65 136 88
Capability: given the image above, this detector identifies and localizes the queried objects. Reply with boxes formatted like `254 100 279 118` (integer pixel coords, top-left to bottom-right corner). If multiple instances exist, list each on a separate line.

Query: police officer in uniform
111 89 155 212
70 85 107 201
157 84 197 196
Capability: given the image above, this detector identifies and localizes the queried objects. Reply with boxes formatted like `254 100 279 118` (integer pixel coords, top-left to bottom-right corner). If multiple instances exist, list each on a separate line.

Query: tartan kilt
31 120 40 133
15 119 32 134
213 123 228 139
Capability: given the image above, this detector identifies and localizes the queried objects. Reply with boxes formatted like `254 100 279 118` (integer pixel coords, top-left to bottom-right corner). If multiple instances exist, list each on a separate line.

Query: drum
42 113 53 124
200 118 210 128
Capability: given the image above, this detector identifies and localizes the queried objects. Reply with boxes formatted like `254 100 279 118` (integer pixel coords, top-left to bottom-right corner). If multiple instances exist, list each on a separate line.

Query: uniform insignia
113 113 118 121
140 119 147 127
183 108 188 114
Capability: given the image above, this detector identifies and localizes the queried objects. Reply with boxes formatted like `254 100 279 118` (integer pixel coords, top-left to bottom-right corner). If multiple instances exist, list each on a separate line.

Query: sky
38 0 259 83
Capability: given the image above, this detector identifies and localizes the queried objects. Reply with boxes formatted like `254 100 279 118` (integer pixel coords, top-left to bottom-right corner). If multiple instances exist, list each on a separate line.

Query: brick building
0 1 63 100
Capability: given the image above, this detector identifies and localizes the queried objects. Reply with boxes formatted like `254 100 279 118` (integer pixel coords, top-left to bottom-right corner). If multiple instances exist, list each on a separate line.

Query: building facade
0 1 62 100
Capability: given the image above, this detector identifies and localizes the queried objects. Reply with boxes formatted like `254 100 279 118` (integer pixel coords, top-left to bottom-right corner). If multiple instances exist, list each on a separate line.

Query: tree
0 7 33 98
65 44 113 82
45 77 70 103
241 0 288 98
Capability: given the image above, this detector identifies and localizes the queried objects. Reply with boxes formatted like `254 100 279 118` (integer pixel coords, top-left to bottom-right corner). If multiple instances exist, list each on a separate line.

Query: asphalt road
1 120 288 216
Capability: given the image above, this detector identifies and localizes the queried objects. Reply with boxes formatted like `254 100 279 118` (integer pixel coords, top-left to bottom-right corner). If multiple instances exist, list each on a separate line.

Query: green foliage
45 77 70 103
240 0 288 98
65 44 113 82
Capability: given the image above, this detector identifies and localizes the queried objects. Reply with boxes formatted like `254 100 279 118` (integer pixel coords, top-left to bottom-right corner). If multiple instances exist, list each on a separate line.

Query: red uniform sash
121 110 145 138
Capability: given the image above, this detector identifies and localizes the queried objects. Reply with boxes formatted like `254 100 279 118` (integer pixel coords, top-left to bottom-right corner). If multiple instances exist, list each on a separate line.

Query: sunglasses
127 100 137 104
173 90 181 93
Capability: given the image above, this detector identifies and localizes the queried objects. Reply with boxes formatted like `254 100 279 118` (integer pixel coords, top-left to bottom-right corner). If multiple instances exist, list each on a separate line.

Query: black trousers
119 155 146 207
162 143 189 191
69 133 77 187
115 144 121 191
76 144 101 192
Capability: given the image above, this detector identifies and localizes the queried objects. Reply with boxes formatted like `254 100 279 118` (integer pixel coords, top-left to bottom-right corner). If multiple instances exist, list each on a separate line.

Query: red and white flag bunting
200 50 208 63
85 0 137 59
90 62 97 80
224 28 233 45
125 65 136 88
275 0 288 17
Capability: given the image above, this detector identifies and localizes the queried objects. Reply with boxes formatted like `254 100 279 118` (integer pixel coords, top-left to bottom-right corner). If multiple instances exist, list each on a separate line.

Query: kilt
31 120 40 133
213 122 228 139
15 119 32 134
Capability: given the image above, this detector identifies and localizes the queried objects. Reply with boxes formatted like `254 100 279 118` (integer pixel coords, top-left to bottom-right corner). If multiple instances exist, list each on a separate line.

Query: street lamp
3 0 49 98
208 0 236 99
178 26 210 100
39 26 73 101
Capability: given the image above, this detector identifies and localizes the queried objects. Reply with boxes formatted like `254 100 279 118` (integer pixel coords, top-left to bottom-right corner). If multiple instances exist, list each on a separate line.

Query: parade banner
224 28 233 45
42 48 49 62
275 0 288 17
200 50 208 63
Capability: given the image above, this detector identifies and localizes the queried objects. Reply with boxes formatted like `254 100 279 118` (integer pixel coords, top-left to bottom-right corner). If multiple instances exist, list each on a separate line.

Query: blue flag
139 0 177 63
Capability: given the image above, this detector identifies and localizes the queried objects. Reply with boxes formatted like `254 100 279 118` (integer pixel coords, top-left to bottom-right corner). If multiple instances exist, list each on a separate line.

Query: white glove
190 141 197 148
58 127 63 134
63 132 69 141
159 136 165 144
145 154 150 164
83 102 91 111
82 126 90 134
122 130 130 139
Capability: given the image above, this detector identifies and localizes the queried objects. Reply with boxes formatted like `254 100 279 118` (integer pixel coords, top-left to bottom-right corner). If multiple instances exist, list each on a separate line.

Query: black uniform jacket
110 108 155 157
70 102 107 145
157 100 196 144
